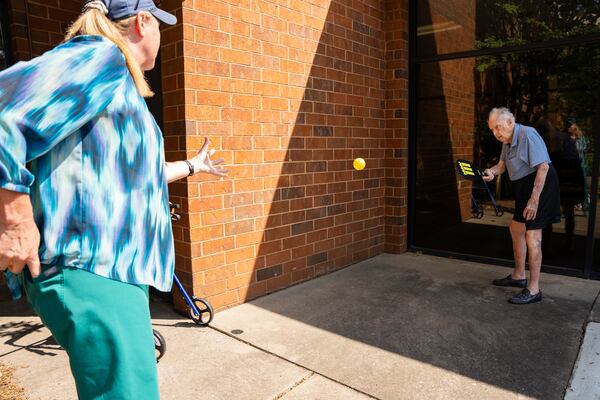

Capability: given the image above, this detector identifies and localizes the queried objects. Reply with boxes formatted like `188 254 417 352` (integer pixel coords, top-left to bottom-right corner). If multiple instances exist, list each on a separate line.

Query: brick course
384 0 408 253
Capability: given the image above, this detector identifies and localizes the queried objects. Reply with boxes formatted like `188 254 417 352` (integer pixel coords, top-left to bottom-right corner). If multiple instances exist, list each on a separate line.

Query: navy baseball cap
95 0 177 25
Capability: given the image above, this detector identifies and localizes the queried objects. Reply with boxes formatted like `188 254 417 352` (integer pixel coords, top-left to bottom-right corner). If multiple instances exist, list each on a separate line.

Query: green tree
475 0 600 120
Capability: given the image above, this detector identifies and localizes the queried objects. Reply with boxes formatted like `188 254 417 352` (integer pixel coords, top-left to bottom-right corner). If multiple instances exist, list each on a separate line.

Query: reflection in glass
594 137 600 272
417 1 600 57
414 44 600 271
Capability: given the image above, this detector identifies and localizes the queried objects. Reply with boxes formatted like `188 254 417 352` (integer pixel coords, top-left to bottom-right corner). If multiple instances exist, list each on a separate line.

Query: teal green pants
22 265 159 400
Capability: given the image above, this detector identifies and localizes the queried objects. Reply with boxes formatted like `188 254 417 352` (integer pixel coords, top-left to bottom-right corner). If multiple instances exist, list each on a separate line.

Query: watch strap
184 159 194 176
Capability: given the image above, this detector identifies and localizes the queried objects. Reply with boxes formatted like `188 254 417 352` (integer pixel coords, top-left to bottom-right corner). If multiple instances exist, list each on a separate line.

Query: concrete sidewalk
1 253 599 399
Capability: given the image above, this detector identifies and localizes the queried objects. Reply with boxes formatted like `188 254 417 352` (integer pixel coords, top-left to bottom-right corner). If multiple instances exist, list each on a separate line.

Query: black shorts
512 165 561 230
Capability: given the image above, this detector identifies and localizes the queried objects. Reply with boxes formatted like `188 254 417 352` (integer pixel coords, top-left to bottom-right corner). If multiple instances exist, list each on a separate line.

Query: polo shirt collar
510 124 519 148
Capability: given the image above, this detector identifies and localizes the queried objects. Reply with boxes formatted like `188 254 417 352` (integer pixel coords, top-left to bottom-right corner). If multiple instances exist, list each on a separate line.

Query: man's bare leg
509 220 527 280
525 229 543 294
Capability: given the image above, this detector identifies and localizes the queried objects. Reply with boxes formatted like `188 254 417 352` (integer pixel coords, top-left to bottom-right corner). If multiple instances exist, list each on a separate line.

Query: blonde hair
65 9 153 97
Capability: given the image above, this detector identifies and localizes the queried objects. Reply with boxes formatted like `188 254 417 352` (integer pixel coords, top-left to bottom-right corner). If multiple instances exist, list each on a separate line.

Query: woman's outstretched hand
190 137 229 178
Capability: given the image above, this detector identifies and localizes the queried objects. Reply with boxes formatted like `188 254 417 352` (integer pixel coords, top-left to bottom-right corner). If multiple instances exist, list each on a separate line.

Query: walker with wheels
153 202 214 361
456 159 504 219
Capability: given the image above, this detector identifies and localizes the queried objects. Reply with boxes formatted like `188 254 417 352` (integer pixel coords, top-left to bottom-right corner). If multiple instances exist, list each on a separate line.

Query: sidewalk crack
210 325 382 399
272 371 313 400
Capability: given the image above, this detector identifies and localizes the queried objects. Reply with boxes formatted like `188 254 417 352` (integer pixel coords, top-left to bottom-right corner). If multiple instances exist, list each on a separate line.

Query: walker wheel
189 296 214 326
472 206 484 219
153 329 166 361
495 207 504 217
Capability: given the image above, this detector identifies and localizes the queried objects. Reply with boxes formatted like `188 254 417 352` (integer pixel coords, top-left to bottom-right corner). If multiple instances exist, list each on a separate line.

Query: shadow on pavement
0 320 60 358
215 253 600 399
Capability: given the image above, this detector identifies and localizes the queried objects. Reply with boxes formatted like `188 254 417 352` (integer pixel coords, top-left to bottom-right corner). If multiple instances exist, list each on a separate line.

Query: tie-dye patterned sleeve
0 36 127 194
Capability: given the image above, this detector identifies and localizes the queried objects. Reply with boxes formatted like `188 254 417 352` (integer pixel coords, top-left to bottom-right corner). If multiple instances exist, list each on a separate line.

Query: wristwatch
184 160 194 176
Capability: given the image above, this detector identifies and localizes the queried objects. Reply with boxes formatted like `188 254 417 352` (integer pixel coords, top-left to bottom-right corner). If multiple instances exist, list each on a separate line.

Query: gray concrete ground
564 297 600 400
565 322 600 400
1 253 599 399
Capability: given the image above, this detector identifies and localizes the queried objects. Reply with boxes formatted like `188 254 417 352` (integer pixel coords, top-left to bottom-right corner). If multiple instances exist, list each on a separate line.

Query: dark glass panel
414 44 600 271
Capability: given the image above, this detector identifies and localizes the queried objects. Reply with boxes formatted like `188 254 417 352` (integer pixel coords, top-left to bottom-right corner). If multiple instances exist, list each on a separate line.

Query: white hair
489 107 515 127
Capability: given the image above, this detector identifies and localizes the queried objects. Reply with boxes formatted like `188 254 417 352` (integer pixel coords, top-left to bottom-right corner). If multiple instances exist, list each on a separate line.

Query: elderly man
483 107 561 304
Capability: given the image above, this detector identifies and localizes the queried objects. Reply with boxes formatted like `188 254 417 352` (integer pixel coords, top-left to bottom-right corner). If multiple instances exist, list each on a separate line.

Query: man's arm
523 162 549 221
482 160 506 182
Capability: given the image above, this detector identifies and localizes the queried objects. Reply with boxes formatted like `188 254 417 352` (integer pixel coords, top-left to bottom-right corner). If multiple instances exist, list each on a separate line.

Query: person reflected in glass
483 108 561 304
567 118 590 212
552 118 586 253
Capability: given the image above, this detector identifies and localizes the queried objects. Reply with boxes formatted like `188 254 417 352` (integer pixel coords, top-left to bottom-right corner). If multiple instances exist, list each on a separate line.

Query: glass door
411 0 600 276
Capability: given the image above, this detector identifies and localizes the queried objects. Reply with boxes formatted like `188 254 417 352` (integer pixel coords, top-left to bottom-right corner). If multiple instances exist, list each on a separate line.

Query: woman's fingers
8 259 26 274
26 252 41 278
0 256 9 272
196 137 210 158
191 139 229 177
212 167 229 177
0 255 26 274
0 219 41 276
198 145 220 163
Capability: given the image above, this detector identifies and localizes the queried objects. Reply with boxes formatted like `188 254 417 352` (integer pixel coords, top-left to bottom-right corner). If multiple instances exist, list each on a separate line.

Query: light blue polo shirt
500 124 551 181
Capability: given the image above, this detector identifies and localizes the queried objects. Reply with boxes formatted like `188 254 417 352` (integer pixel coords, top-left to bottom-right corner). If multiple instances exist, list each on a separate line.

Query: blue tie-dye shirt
0 35 174 292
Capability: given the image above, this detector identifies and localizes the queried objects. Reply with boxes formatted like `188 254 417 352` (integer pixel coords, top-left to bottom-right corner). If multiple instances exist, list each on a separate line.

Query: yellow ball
353 158 366 170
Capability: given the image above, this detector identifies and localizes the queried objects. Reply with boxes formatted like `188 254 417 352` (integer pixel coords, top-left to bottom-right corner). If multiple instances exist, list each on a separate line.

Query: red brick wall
158 0 189 314
6 0 79 60
6 0 31 61
2 0 411 311
383 0 409 253
167 0 394 311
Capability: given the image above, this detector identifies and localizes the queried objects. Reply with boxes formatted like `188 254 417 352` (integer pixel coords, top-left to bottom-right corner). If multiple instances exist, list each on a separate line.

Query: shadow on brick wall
248 0 389 299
